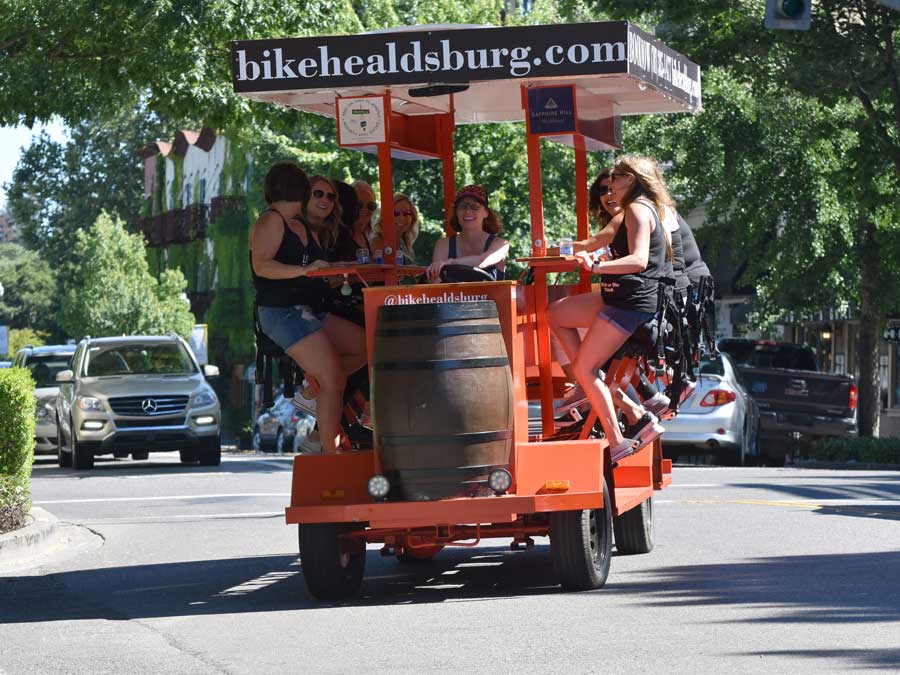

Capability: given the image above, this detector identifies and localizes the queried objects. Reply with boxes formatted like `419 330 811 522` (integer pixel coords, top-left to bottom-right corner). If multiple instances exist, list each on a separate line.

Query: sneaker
609 437 638 464
297 431 323 454
290 394 317 415
556 384 588 417
644 391 671 417
624 412 664 446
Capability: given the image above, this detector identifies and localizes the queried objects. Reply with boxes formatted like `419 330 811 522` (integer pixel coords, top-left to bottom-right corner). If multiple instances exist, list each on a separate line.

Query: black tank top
251 209 331 310
677 213 711 286
666 208 690 293
448 234 505 281
601 197 666 314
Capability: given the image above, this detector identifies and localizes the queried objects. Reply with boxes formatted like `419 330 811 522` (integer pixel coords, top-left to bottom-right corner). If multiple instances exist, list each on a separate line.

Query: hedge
0 368 35 534
810 436 900 466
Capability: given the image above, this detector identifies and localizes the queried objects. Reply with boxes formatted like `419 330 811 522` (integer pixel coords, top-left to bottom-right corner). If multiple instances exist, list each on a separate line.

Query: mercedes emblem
141 399 158 414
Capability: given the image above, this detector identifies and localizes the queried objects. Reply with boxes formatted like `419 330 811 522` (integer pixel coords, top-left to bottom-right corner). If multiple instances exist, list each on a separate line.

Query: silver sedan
662 353 760 465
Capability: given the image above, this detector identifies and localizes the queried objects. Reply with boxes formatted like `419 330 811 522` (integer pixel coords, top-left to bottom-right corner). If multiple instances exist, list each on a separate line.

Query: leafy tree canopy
59 212 194 340
0 242 57 332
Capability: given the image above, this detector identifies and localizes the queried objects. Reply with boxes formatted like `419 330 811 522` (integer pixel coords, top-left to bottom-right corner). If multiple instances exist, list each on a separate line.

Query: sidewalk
0 507 58 563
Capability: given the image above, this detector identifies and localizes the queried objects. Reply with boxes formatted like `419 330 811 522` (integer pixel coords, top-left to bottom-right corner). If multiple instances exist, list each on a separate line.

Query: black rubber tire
274 429 285 454
550 477 613 591
57 418 72 468
613 497 654 555
251 427 263 452
197 436 221 466
179 449 198 463
72 430 94 471
131 451 149 460
113 450 130 459
299 523 366 601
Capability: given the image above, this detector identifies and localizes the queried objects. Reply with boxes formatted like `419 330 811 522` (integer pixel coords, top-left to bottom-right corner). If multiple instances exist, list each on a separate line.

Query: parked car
55 335 221 469
251 395 315 453
718 338 857 460
11 344 77 455
662 353 761 465
0 360 12 368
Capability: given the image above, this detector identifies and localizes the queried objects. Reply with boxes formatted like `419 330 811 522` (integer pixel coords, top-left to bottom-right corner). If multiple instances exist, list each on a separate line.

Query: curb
793 460 900 471
0 507 59 562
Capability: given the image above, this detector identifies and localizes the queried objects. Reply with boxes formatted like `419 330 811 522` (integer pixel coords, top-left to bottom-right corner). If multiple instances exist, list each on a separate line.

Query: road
2 454 899 675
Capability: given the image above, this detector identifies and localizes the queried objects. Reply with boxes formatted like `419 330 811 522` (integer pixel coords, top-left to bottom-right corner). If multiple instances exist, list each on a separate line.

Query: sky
0 120 69 211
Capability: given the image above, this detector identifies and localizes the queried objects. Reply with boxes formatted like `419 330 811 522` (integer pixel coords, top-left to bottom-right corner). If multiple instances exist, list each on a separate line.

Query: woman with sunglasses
426 185 509 282
303 176 342 250
332 180 378 263
371 193 420 265
547 156 670 460
250 163 367 455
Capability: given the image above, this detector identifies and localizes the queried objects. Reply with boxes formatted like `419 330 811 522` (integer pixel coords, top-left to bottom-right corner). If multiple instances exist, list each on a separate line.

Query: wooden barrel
372 301 514 501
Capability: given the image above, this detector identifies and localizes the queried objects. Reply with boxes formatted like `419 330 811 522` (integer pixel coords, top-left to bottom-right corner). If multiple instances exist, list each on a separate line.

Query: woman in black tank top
548 156 672 459
426 184 509 282
250 163 367 454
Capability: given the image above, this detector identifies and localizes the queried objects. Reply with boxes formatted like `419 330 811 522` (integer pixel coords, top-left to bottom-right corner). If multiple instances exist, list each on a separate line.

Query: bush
0 367 36 533
810 436 900 466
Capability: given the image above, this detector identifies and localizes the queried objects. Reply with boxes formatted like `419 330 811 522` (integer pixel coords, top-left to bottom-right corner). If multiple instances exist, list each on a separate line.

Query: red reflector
848 383 858 411
700 389 737 407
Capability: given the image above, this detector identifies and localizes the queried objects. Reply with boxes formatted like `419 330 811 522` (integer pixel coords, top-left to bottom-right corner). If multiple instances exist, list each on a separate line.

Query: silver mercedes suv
55 335 221 470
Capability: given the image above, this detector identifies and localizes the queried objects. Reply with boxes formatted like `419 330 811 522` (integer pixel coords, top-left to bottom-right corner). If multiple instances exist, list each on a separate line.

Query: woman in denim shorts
548 156 671 459
251 163 366 454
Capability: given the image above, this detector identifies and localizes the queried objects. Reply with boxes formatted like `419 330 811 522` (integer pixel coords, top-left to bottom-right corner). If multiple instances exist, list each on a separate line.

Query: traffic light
764 0 812 30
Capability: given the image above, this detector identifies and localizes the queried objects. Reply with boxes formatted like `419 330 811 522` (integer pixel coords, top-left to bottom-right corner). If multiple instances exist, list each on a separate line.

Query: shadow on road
4 544 900 635
738 649 900 670
31 454 294 478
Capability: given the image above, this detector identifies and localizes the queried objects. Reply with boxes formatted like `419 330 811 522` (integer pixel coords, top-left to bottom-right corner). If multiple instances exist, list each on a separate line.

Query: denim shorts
598 305 654 335
257 305 326 351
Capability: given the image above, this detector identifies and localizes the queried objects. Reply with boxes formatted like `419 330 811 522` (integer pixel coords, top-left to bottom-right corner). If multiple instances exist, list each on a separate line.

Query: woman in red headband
426 185 509 282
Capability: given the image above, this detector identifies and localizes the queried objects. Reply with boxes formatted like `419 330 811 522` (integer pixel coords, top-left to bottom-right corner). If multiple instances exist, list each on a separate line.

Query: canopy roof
231 22 701 124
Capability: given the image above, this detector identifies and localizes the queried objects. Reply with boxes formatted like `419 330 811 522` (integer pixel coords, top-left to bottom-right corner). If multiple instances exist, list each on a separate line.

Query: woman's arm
574 213 623 253
582 204 651 275
250 212 330 279
426 238 451 282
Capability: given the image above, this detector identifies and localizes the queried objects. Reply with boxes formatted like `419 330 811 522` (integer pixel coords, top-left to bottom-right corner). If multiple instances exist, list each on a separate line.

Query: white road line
35 493 291 505
75 511 285 524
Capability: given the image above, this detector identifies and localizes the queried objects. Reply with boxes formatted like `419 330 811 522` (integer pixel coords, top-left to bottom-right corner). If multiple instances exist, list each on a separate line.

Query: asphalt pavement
2 453 899 674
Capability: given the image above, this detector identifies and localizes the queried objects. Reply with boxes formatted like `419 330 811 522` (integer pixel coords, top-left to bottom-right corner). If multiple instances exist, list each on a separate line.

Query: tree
0 242 57 333
604 1 900 437
59 212 194 340
4 328 50 358
4 105 173 274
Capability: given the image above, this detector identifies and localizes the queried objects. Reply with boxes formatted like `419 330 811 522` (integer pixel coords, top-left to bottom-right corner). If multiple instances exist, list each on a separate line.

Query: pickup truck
717 339 857 459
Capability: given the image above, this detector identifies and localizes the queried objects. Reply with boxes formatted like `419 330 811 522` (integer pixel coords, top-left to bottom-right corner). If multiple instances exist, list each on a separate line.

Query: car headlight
192 389 217 407
35 397 55 420
76 396 105 412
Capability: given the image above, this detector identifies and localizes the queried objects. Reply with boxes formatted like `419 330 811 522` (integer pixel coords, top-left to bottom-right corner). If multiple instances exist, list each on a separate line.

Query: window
24 354 73 387
85 343 197 377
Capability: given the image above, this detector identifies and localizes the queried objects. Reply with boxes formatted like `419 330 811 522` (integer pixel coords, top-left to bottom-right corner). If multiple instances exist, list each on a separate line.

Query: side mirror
56 369 74 383
203 364 220 378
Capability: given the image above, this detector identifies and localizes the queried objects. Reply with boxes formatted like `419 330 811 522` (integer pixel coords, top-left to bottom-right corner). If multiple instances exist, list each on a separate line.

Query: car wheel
550 477 613 591
71 419 94 471
299 523 366 600
197 436 221 466
131 451 149 460
57 417 72 468
179 448 198 463
275 429 285 454
613 497 653 555
251 427 262 452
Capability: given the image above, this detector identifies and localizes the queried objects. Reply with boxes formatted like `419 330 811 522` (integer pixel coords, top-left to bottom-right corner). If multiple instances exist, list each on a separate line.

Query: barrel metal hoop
375 324 502 337
373 357 509 371
379 429 513 448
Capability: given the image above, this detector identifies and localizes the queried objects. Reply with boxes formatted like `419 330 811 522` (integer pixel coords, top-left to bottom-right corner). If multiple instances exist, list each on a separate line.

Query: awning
230 22 702 125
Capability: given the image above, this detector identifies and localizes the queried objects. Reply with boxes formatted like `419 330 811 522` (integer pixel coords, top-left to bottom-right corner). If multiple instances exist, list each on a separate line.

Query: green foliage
58 212 194 340
0 367 35 533
5 328 50 359
4 105 173 275
0 242 57 332
811 436 900 466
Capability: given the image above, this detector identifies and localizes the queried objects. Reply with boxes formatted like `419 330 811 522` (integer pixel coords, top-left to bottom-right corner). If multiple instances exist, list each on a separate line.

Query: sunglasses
596 185 610 196
360 201 379 211
312 189 336 201
394 209 413 217
609 172 629 181
456 201 483 211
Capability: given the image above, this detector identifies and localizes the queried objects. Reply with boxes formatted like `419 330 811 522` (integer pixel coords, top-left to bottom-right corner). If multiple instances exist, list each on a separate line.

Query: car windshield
698 359 725 376
85 343 196 376
26 354 73 387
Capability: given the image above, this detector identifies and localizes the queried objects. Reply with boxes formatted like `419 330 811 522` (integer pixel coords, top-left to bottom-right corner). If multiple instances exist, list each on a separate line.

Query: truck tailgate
738 366 855 417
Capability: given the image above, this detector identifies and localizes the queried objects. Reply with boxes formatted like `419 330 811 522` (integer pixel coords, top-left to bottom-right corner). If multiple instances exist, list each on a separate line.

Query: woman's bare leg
286 332 345 453
321 314 368 375
571 317 632 446
548 293 606 364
